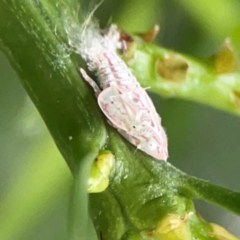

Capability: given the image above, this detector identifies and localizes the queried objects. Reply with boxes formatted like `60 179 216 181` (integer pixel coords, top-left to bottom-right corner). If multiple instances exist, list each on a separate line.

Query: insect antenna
133 144 141 155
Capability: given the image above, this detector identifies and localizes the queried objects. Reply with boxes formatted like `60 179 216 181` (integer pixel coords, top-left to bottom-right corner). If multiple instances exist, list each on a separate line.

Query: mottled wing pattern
98 85 168 160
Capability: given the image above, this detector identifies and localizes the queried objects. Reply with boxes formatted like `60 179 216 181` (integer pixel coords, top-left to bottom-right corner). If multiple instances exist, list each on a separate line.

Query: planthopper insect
64 10 168 160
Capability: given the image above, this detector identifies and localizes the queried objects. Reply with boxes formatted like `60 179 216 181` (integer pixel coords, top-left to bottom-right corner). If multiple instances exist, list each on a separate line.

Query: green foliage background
1 0 240 239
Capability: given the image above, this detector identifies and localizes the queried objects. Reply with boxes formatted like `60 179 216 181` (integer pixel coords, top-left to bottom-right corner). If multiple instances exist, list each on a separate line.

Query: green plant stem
182 176 240 215
0 0 107 171
129 43 240 116
70 153 98 240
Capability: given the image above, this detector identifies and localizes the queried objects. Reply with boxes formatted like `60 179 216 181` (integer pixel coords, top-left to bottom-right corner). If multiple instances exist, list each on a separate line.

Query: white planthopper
64 8 168 161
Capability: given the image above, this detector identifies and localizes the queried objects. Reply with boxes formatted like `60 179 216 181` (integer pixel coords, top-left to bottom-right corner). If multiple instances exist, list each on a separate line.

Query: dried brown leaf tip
138 24 160 43
120 31 134 45
118 30 136 60
118 25 160 60
212 38 239 74
157 53 189 81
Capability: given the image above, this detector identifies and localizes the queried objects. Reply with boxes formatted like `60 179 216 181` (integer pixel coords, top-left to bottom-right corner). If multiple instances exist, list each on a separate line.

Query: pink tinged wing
126 91 168 160
140 127 168 161
97 86 135 130
117 87 163 131
98 85 168 161
118 126 168 161
97 85 153 132
125 115 168 161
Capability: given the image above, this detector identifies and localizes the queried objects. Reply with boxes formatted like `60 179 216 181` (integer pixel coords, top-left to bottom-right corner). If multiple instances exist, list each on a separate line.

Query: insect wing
98 86 168 160
139 127 168 161
98 85 155 132
97 86 134 130
119 124 168 161
116 86 162 131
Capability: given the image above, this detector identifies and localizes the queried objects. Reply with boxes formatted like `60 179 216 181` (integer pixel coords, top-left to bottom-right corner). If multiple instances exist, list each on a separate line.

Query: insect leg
79 68 101 96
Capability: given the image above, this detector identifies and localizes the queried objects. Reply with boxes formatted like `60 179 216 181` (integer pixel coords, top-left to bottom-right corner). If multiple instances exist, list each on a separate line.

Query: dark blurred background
1 0 240 239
